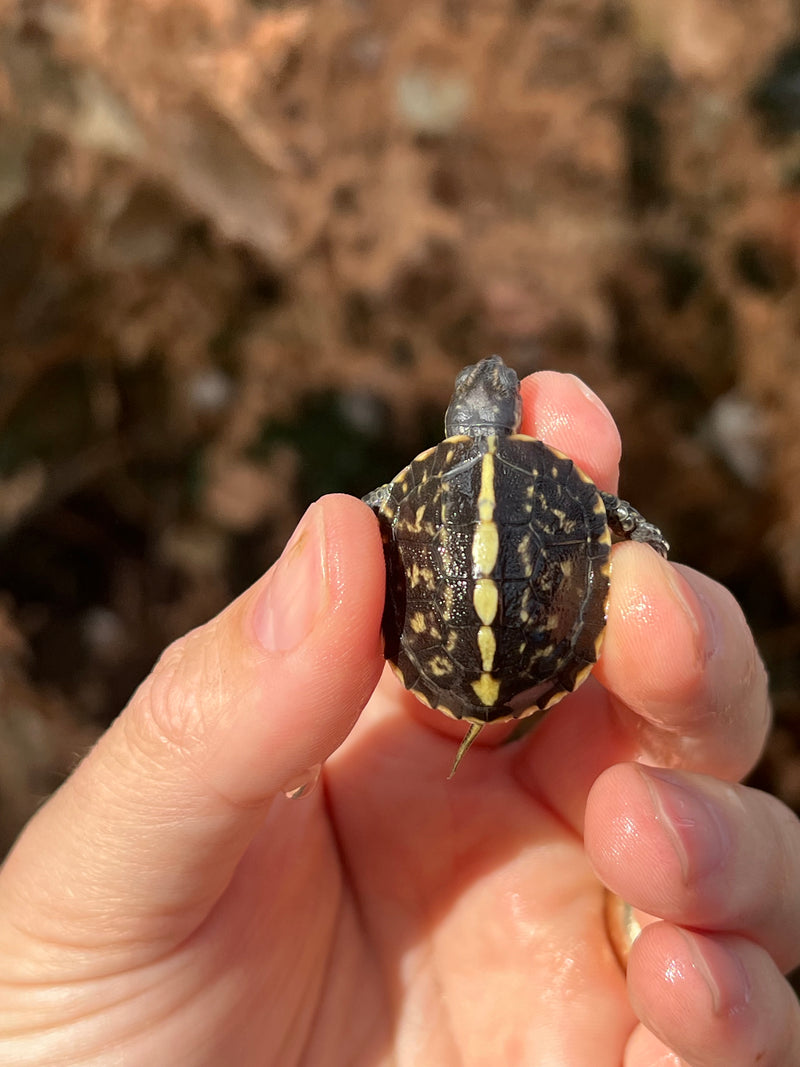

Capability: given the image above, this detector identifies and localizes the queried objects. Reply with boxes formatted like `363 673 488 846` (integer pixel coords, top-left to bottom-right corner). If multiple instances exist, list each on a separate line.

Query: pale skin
0 372 798 1067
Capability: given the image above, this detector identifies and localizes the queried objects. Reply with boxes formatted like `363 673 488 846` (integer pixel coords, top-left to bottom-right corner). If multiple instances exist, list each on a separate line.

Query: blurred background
0 0 799 857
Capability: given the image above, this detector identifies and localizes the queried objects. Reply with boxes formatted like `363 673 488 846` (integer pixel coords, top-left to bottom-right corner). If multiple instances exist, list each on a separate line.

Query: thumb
0 494 385 948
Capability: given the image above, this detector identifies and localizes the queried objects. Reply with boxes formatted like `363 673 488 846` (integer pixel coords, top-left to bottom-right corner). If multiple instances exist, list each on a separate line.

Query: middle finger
514 543 770 830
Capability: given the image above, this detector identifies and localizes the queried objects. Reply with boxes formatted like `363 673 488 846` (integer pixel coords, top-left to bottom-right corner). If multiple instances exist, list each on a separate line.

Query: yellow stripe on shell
471 522 499 576
477 625 496 671
472 438 500 576
473 577 499 625
477 446 496 521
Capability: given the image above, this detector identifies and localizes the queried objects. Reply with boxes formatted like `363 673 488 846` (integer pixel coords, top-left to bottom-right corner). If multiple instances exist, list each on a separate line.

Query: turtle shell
372 432 611 725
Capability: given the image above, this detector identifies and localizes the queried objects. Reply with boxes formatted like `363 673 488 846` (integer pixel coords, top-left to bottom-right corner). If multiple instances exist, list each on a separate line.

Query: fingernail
604 891 645 970
253 504 327 652
640 766 731 883
691 583 726 665
567 373 614 420
661 563 703 649
281 763 322 799
677 929 751 1017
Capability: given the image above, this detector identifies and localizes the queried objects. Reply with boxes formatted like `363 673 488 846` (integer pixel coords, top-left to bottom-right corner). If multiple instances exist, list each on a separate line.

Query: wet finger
627 924 800 1067
623 1023 688 1066
586 763 800 974
593 547 771 781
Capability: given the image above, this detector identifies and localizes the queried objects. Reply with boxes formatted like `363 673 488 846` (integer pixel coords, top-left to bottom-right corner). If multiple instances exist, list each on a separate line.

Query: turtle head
444 355 522 437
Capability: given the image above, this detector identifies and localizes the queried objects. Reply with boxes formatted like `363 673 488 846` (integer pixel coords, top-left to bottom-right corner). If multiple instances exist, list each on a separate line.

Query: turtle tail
448 722 484 778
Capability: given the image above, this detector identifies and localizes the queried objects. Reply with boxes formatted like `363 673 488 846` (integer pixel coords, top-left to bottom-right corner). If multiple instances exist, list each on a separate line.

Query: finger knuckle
125 626 221 764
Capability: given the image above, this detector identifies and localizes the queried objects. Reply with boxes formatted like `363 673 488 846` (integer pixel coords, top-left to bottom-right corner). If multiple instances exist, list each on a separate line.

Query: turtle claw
600 491 669 558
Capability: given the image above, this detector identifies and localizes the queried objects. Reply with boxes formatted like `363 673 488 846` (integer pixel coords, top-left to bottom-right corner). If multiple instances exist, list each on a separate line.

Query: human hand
0 372 796 1067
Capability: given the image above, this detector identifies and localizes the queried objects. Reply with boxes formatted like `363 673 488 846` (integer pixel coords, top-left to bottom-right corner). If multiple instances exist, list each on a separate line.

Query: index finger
519 370 621 492
511 375 770 828
595 545 771 778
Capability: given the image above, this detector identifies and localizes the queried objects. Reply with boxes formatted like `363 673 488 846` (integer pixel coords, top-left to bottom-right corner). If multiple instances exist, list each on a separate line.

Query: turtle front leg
600 491 669 558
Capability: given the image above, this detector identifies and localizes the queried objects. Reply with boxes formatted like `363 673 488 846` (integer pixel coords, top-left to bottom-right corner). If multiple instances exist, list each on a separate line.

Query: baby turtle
364 356 668 776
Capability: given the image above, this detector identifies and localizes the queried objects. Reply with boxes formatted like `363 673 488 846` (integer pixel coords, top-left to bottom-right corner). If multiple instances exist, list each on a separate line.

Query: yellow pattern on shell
477 625 496 672
471 523 499 576
426 654 455 678
473 578 499 625
471 672 500 706
472 437 500 577
477 448 496 521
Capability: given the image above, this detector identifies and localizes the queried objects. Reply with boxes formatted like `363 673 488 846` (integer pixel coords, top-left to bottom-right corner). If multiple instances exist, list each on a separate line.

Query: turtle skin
370 432 611 727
